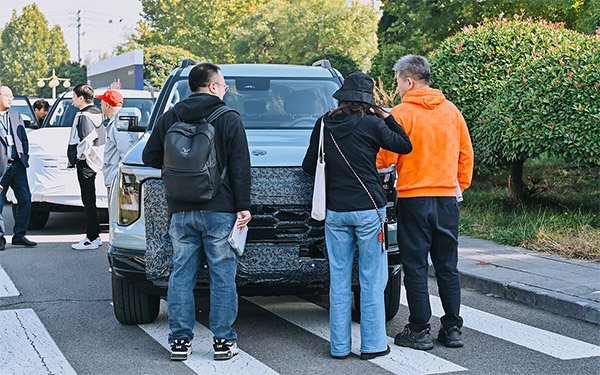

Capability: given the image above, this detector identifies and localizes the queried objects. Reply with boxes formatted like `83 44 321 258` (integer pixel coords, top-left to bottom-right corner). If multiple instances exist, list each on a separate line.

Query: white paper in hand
228 218 248 257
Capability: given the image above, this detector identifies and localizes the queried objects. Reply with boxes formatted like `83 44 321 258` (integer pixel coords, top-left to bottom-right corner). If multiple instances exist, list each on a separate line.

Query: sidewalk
455 236 600 325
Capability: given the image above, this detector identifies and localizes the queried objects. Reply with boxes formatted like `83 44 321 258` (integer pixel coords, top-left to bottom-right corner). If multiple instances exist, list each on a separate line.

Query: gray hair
393 55 430 84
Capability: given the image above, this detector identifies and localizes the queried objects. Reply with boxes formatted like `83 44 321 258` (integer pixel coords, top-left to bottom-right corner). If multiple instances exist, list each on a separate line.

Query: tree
301 53 360 78
430 15 600 203
37 62 86 98
142 45 202 89
137 0 259 63
231 0 378 70
371 0 600 91
0 3 69 95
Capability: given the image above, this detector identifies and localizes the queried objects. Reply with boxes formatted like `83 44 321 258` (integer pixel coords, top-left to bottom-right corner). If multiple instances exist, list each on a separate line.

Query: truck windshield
160 77 340 129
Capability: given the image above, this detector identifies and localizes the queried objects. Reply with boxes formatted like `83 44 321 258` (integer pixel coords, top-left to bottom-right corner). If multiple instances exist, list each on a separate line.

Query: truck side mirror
116 115 146 132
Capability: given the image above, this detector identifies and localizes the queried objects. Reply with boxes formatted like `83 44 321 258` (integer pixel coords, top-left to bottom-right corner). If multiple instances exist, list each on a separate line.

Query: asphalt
451 236 600 325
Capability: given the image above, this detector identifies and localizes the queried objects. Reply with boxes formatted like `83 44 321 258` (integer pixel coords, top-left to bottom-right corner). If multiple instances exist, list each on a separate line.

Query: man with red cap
97 90 138 202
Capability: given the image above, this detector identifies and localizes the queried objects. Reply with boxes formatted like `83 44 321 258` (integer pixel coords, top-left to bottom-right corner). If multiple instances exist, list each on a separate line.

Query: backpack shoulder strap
207 106 238 123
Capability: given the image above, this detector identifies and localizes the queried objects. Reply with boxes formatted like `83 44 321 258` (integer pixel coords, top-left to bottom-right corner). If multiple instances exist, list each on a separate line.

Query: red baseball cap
95 90 123 107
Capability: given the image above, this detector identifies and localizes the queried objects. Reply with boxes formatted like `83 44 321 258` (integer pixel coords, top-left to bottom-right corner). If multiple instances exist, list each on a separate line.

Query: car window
11 98 37 124
162 77 339 129
46 97 154 128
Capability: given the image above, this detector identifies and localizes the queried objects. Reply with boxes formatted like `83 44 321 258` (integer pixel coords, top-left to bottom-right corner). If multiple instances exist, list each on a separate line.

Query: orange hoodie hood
401 87 445 109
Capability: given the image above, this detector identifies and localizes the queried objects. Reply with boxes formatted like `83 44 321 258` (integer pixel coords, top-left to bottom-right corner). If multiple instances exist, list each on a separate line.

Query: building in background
87 49 143 90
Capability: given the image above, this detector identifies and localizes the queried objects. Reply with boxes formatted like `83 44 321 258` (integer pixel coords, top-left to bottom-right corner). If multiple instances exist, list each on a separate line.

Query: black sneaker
438 326 464 347
213 338 238 361
170 339 192 361
394 324 434 350
360 345 391 360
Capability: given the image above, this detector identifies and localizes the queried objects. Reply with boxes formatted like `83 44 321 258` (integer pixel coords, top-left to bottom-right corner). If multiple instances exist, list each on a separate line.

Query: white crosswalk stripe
138 300 279 374
0 266 19 297
400 286 600 360
246 295 467 375
0 309 77 374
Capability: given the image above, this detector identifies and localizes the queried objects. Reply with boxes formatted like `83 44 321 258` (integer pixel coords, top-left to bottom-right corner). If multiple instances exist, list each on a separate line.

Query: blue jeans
167 210 238 343
325 208 388 356
0 160 31 242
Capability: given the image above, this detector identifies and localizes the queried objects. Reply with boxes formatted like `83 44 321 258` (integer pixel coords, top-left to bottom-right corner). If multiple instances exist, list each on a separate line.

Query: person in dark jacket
68 84 106 250
0 84 37 251
142 63 251 362
302 71 412 360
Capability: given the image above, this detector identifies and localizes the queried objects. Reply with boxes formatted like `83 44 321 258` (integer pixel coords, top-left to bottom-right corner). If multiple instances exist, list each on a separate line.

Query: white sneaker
94 237 103 246
71 238 99 250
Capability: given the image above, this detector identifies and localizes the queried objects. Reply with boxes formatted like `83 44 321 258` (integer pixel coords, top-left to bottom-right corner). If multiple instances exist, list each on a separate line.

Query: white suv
7 88 155 229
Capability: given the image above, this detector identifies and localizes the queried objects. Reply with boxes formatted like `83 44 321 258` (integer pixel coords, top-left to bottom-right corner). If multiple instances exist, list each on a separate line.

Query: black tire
384 268 402 321
12 204 50 230
112 272 160 325
352 267 402 322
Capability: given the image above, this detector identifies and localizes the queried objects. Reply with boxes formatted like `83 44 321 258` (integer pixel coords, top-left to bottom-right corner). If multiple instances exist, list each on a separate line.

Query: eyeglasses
212 82 229 92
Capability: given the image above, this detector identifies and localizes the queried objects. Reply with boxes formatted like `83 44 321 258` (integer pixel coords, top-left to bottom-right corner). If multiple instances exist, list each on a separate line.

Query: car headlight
118 169 141 225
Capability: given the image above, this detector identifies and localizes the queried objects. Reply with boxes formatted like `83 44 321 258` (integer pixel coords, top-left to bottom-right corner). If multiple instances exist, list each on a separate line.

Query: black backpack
162 106 237 202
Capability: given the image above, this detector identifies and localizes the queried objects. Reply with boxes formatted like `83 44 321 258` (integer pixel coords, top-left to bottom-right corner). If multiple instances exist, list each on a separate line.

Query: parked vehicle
108 60 402 325
7 88 155 230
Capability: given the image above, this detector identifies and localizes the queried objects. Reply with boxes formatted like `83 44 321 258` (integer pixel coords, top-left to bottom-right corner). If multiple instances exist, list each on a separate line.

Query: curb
458 270 600 325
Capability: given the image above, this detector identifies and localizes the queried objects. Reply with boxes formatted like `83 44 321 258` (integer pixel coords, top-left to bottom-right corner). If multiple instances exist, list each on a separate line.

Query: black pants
396 196 463 331
77 161 99 241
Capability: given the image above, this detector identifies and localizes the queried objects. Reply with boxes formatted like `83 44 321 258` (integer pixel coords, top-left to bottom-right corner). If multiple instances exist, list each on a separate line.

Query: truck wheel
352 268 402 322
12 204 50 230
112 273 160 325
384 268 402 321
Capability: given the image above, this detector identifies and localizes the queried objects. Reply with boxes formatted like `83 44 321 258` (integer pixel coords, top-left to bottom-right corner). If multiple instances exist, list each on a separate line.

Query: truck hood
123 129 312 167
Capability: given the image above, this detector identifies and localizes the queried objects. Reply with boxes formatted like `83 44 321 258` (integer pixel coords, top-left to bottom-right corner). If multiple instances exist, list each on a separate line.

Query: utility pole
77 10 82 64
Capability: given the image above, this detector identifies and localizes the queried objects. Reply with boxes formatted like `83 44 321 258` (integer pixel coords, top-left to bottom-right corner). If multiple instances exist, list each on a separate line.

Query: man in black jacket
143 63 251 362
0 84 37 251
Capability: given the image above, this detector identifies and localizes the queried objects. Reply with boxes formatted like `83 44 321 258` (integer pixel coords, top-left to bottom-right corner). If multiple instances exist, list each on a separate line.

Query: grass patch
460 160 600 262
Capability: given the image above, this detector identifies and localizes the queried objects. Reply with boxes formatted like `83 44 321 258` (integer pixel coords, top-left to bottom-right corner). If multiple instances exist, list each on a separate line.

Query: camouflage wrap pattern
144 167 359 287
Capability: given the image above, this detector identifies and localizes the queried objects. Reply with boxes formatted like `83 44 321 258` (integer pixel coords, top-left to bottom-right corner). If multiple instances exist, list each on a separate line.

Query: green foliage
460 161 600 261
430 15 600 174
301 52 359 78
37 62 86 98
0 3 69 95
141 45 202 89
371 0 600 90
231 0 378 70
137 0 259 63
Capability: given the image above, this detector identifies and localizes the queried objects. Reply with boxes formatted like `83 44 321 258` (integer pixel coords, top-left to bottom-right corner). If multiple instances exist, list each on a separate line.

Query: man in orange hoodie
377 55 474 350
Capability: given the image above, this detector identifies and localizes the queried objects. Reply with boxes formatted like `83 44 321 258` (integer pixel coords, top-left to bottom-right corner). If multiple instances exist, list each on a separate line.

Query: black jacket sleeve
375 115 412 155
223 112 251 212
301 118 322 176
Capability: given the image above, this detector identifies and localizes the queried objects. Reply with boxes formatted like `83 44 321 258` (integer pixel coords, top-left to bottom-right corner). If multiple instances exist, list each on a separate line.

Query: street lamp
37 69 71 99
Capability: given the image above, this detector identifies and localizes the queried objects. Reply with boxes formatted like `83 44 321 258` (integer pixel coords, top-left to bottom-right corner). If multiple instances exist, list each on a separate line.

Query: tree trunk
508 160 525 205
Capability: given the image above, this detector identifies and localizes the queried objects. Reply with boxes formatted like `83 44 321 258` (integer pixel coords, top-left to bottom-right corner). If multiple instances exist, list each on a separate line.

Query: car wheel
12 204 50 230
352 267 402 322
112 272 160 325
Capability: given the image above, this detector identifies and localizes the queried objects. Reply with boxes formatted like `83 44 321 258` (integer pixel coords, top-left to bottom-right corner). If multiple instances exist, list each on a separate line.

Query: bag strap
318 118 325 163
329 132 386 239
207 106 237 181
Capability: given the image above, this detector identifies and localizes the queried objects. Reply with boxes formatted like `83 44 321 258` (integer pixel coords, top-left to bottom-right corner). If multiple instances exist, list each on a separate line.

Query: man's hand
236 210 252 230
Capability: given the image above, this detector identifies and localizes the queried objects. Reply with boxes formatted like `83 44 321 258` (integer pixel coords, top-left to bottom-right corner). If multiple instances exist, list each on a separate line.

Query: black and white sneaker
213 338 238 361
170 339 192 361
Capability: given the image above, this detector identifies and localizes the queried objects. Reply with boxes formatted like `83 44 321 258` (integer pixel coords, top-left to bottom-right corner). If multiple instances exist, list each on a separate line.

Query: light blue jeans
167 210 238 344
325 208 388 356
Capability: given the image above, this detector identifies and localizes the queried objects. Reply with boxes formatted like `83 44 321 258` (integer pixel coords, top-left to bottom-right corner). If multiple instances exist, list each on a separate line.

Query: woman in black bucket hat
302 71 413 360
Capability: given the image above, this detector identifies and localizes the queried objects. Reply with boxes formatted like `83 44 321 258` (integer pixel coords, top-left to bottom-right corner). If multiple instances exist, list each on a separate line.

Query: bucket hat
332 71 375 105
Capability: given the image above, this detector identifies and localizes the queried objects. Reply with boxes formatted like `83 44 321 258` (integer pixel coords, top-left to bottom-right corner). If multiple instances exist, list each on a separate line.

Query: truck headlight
118 169 140 225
